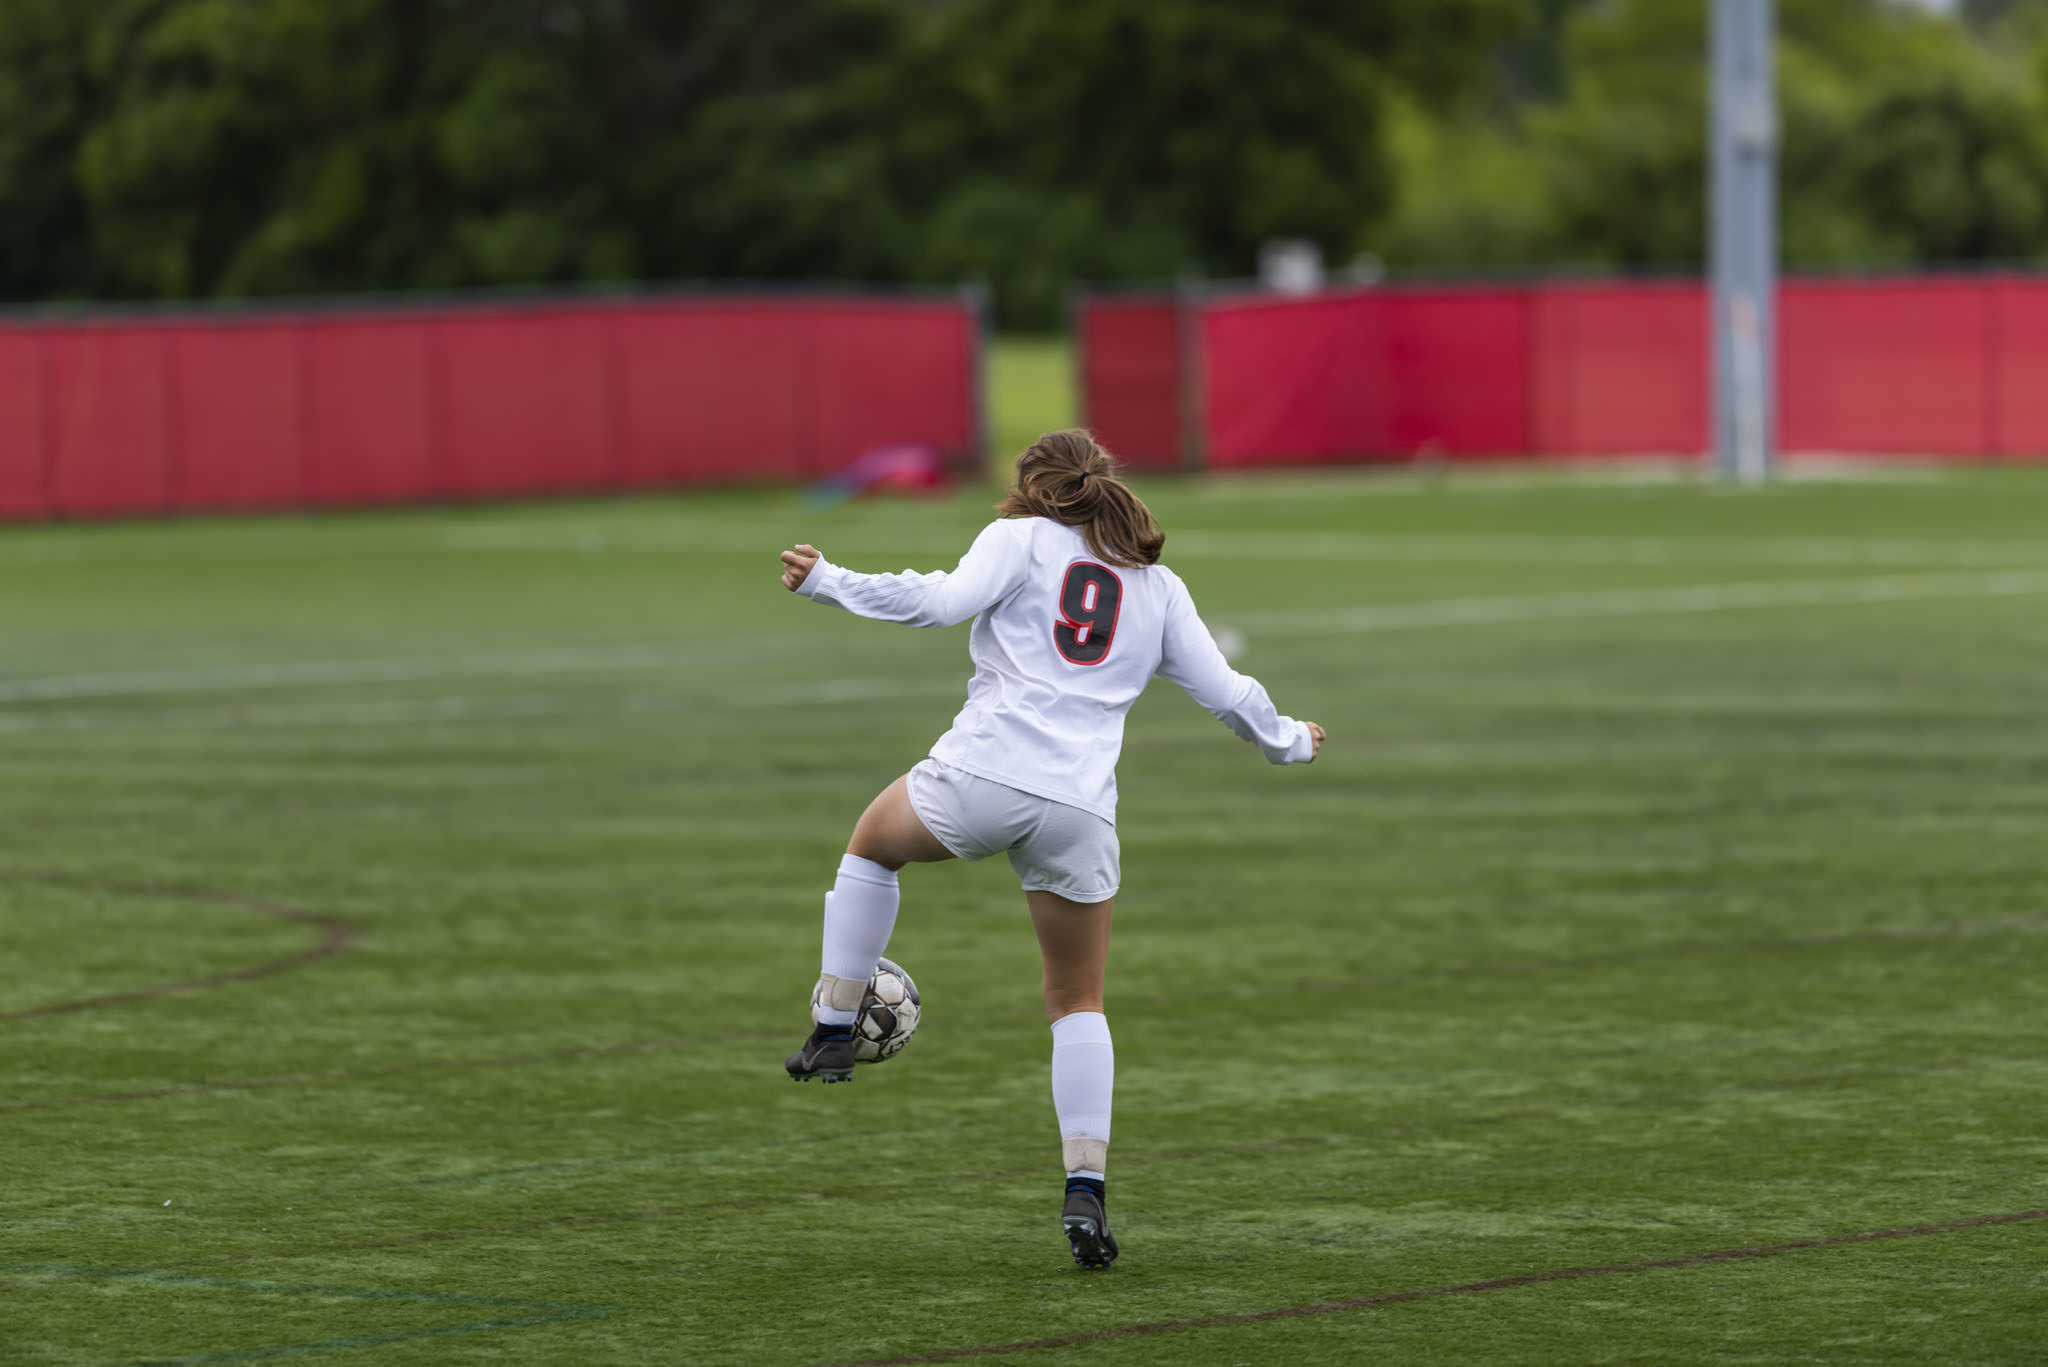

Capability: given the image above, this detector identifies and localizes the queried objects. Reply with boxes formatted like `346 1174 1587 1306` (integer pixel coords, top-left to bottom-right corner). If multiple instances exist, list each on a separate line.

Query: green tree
1841 69 2048 261
0 0 1529 321
0 0 107 299
1380 0 2015 273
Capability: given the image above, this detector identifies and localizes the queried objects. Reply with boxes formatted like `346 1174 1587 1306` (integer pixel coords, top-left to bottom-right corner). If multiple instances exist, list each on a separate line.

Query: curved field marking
813 1210 2048 1367
6 913 2040 1111
0 879 353 1022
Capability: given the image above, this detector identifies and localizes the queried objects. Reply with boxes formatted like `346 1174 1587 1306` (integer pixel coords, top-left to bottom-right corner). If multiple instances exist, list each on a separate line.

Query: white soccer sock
1050 1010 1113 1177
816 854 900 1026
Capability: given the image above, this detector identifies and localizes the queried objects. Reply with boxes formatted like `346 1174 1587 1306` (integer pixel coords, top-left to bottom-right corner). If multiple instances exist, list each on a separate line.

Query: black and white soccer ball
812 957 920 1063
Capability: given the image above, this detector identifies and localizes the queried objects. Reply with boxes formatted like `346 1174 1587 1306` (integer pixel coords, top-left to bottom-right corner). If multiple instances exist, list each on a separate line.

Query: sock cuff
1050 1010 1110 1047
836 853 899 888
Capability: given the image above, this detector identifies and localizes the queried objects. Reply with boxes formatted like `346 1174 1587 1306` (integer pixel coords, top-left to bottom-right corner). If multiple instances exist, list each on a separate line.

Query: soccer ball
812 957 920 1063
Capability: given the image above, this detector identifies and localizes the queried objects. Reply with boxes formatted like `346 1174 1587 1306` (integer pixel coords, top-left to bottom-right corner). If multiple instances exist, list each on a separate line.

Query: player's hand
780 544 820 592
1305 721 1326 759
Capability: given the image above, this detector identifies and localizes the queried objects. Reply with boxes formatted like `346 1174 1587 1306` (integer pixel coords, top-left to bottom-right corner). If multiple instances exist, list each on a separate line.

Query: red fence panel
809 302 977 475
1780 278 1994 454
437 306 619 497
1531 282 1706 454
44 326 175 516
1993 278 2048 459
303 314 441 506
1203 287 1532 465
168 322 306 510
1383 289 1531 456
614 303 806 486
1076 296 1183 471
0 328 48 518
612 298 977 489
1203 291 1385 467
1102 273 2031 467
0 290 979 521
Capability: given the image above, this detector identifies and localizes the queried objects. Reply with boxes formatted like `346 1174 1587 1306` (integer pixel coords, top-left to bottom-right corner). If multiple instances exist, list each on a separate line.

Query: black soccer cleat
1061 1182 1119 1269
785 1024 855 1083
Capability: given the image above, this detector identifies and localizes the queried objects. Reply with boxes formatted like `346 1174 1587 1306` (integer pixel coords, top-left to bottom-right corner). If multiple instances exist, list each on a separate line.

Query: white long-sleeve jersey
795 516 1314 823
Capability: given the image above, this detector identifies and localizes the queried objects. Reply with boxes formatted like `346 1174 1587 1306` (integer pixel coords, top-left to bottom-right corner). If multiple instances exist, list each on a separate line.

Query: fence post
962 277 992 478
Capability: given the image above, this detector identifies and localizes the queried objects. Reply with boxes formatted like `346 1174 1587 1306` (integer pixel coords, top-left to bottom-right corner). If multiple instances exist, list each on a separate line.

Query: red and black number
1053 562 1123 665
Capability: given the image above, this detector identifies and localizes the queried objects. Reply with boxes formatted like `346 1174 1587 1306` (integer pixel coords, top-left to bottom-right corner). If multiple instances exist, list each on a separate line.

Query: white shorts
905 759 1120 904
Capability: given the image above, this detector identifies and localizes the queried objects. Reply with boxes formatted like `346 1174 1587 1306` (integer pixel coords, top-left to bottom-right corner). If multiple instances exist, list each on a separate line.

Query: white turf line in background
1171 530 2048 569
7 518 2043 570
0 678 947 733
1255 568 2048 636
0 638 811 705
434 524 2048 570
6 568 2048 717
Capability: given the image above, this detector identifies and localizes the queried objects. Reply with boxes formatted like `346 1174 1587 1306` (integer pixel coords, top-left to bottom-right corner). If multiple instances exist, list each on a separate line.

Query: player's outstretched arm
776 521 1028 628
1157 574 1324 764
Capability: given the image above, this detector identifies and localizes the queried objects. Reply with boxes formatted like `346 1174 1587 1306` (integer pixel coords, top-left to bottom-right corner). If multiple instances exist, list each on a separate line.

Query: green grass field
6 459 2048 1365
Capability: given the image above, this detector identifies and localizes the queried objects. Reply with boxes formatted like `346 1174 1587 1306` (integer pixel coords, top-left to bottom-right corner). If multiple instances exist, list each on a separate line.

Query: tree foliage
1380 0 2048 275
5 0 2047 323
0 0 1518 324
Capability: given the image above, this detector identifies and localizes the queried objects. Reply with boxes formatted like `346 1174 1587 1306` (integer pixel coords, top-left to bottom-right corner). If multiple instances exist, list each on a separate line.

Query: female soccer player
778 429 1324 1269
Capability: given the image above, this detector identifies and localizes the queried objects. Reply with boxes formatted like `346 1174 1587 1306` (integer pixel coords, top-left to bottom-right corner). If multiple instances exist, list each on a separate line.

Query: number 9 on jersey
1054 562 1122 666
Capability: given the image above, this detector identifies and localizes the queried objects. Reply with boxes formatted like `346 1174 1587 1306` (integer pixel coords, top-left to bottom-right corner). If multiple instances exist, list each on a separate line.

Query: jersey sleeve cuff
1282 720 1316 765
796 557 841 602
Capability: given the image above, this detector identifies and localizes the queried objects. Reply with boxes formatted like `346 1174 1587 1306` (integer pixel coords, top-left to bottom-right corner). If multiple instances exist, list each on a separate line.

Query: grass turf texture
5 464 2048 1365
986 333 1075 476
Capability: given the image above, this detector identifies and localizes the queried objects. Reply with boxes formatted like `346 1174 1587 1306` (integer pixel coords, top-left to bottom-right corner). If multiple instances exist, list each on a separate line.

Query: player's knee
844 830 907 871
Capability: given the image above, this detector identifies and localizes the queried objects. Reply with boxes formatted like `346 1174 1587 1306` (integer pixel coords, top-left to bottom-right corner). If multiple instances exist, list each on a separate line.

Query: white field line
434 524 2048 570
1170 530 2048 569
6 568 2047 715
0 678 960 733
0 637 818 705
1254 568 2048 636
4 516 2038 569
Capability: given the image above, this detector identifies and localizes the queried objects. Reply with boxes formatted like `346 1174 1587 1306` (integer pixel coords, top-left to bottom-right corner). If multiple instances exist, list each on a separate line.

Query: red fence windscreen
1202 290 1384 466
1529 282 1706 455
1778 278 1995 456
1381 289 1533 457
1074 295 1184 472
1996 278 2048 456
0 291 981 521
1080 271 2048 469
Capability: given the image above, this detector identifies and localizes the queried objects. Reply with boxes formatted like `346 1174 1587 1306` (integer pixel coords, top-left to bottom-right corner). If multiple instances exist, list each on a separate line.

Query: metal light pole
1710 0 1777 484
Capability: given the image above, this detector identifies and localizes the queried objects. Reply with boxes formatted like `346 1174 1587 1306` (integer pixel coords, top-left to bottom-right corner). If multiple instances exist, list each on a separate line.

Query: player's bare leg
787 776 954 1083
847 776 956 870
1030 890 1119 1268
